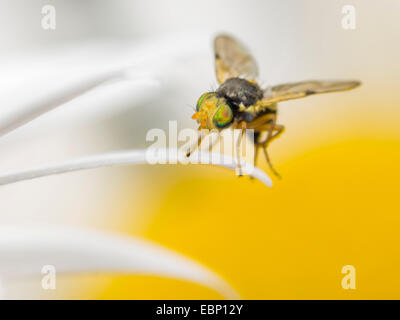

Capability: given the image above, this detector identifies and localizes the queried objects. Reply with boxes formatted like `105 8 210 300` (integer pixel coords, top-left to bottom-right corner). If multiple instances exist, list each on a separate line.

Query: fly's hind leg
262 143 281 179
264 124 285 148
254 123 285 178
263 124 285 178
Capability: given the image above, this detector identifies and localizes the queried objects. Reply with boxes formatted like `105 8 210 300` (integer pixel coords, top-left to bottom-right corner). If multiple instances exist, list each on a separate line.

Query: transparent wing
261 80 361 104
214 34 258 84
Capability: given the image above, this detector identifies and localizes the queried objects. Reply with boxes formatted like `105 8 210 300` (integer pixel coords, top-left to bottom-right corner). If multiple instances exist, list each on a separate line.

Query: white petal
0 69 159 138
0 225 239 299
0 148 272 188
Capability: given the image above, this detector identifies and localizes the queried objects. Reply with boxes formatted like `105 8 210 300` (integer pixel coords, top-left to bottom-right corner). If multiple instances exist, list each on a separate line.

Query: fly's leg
207 130 220 153
254 144 261 169
252 113 285 178
260 124 285 178
186 131 208 157
262 143 281 179
246 111 286 178
235 122 247 176
264 124 285 148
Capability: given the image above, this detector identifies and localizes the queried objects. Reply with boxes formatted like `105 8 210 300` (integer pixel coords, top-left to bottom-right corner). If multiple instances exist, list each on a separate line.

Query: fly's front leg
206 130 220 153
186 131 209 157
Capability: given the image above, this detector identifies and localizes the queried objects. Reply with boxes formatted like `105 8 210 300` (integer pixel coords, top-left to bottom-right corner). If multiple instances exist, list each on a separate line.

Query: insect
188 34 361 177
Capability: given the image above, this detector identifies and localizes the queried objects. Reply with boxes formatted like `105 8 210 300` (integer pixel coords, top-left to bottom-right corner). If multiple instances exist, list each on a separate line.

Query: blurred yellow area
97 104 400 299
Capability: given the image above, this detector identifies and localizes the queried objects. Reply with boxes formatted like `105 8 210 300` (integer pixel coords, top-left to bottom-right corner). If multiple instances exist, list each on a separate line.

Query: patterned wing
214 34 259 84
261 80 361 104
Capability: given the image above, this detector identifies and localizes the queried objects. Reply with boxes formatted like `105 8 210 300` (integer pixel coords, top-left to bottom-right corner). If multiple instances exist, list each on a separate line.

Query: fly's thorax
193 92 234 130
216 77 264 108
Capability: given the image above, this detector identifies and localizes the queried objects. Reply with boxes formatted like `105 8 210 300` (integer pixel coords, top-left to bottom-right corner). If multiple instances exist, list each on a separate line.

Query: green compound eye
196 92 210 111
213 104 233 128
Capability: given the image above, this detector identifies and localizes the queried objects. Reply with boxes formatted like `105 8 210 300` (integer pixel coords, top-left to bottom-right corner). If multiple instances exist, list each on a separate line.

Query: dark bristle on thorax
216 78 263 109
